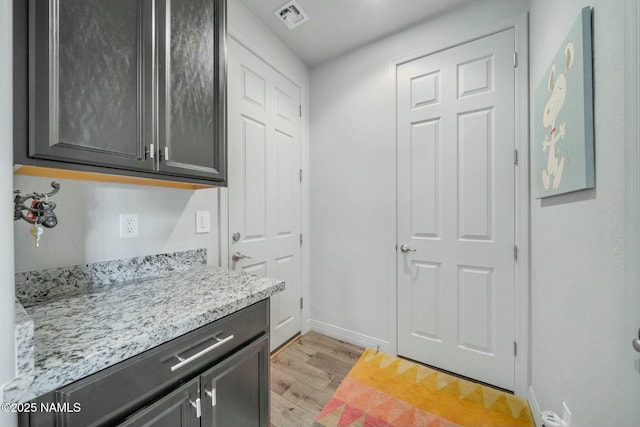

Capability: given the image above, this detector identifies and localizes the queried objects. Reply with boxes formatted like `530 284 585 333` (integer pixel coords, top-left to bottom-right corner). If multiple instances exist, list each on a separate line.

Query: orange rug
314 349 533 427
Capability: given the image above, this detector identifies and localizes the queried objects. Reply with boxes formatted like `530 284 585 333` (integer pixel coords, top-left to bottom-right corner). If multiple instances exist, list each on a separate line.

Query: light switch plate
195 211 211 234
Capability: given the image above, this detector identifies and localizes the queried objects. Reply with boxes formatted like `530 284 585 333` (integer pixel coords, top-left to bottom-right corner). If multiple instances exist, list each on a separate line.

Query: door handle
400 244 417 253
633 328 640 353
232 252 252 262
205 387 216 407
190 398 201 418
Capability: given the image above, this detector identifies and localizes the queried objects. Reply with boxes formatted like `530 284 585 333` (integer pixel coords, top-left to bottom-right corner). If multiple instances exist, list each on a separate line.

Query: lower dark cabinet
118 335 269 427
201 336 269 427
18 301 270 427
117 378 200 427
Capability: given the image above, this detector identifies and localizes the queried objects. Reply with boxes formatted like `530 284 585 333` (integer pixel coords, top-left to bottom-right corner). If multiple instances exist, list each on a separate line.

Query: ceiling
238 0 478 66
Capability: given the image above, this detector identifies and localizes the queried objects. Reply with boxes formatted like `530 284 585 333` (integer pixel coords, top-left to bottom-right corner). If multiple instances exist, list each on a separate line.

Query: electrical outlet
119 213 139 238
562 401 571 427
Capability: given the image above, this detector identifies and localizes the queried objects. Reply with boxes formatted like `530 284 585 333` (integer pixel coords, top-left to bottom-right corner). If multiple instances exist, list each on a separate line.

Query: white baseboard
301 318 312 335
528 386 543 427
308 320 390 353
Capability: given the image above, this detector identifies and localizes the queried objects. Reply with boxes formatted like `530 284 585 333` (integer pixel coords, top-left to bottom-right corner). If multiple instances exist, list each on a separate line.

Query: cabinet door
200 335 269 427
156 0 227 182
30 0 155 172
117 378 200 427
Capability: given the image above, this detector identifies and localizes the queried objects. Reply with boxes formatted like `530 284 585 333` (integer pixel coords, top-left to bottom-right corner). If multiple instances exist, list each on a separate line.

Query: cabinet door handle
190 397 201 418
205 387 216 407
170 334 234 372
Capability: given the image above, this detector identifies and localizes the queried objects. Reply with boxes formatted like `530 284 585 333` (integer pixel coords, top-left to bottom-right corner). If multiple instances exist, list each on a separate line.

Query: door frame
624 0 640 423
389 13 530 397
219 31 310 336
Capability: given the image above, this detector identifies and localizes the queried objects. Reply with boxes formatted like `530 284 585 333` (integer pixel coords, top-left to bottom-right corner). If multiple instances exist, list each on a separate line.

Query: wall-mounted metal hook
14 181 61 228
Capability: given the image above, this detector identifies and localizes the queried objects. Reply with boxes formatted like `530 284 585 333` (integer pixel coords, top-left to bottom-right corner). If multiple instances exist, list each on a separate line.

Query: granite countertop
3 254 284 403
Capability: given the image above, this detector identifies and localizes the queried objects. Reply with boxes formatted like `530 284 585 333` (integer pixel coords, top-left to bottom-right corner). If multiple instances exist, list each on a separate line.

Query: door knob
400 244 417 253
232 252 252 262
232 232 241 242
633 328 640 353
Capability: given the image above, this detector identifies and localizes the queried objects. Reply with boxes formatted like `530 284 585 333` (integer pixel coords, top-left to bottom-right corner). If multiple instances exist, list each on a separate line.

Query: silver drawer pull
170 334 234 372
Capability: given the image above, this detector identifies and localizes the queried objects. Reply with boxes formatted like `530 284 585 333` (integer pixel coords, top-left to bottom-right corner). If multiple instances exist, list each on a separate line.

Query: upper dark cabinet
23 0 226 185
157 0 226 181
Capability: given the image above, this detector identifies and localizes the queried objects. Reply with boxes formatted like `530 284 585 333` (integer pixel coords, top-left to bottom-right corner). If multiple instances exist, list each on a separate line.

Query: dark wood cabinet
19 301 269 427
117 378 200 427
15 0 226 186
117 336 269 427
28 0 155 173
200 336 269 427
156 0 226 182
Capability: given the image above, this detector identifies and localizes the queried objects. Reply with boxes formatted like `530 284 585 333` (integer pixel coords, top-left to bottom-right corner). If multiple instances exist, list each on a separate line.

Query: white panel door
397 29 516 390
228 38 302 351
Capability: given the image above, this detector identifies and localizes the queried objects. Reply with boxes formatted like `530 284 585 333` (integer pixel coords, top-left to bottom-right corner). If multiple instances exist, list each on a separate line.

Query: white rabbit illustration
542 42 575 191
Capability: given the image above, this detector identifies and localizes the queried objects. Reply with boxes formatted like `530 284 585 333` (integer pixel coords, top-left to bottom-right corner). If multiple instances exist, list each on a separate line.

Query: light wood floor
270 331 364 427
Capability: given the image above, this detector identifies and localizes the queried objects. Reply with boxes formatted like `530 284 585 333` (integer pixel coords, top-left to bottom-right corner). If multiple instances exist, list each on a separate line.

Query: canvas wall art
534 7 594 198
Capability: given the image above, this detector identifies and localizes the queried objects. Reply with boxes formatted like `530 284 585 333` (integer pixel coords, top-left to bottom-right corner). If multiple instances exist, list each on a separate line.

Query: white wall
13 176 220 272
228 0 308 89
623 0 640 423
528 0 630 425
309 0 528 349
0 0 17 425
227 0 312 331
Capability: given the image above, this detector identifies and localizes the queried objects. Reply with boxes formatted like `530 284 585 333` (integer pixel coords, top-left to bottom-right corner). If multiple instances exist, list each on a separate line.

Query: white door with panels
227 38 302 352
396 29 517 391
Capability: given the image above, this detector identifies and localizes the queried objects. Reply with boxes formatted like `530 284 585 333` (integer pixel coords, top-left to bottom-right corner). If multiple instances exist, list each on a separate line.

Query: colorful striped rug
314 349 533 427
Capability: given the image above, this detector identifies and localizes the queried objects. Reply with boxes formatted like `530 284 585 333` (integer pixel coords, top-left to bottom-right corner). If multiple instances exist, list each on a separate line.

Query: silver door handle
171 334 234 371
190 398 201 418
232 252 252 262
633 328 640 353
205 387 216 407
400 244 417 253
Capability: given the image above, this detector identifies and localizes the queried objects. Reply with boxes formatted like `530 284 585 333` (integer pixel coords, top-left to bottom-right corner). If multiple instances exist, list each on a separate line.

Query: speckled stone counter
3 252 284 403
14 301 34 377
15 248 209 303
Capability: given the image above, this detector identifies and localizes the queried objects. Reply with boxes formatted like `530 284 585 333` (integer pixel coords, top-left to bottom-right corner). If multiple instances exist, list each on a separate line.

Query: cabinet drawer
56 300 268 427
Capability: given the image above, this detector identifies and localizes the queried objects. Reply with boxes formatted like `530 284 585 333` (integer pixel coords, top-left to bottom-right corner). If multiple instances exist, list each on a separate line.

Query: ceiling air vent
274 0 309 30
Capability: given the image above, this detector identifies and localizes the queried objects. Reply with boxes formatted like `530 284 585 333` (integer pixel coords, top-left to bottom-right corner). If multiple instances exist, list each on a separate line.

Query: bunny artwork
541 42 575 191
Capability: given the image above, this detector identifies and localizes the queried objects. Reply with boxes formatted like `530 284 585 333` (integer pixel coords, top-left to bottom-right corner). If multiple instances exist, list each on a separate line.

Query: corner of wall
1 0 18 424
527 386 543 427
